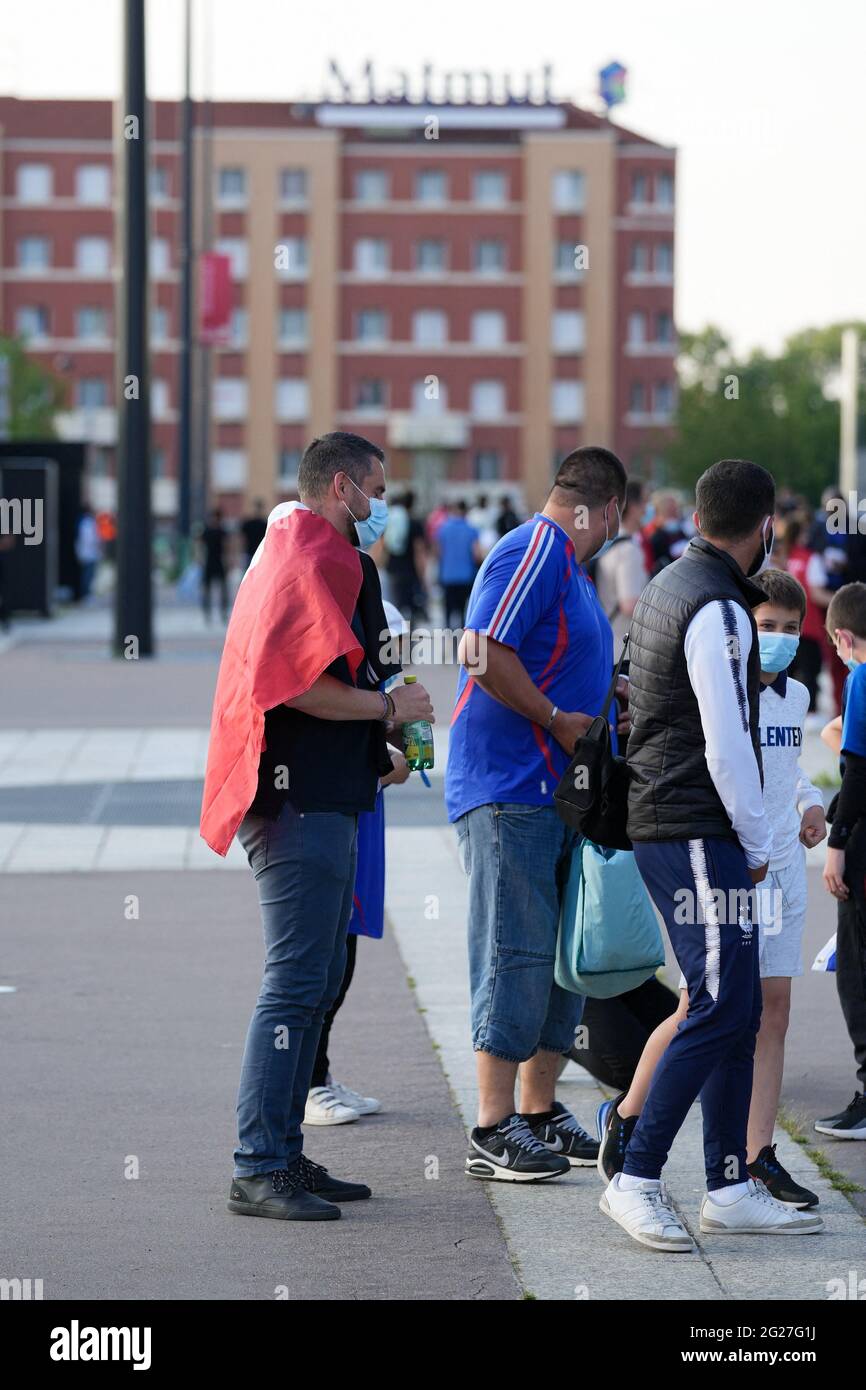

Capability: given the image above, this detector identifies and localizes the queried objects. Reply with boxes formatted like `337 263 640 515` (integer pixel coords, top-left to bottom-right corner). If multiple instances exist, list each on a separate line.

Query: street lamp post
177 0 194 569
114 0 153 657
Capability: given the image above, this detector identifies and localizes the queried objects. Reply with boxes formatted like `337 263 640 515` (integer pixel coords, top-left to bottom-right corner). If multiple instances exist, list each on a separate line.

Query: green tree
667 323 866 503
0 336 66 438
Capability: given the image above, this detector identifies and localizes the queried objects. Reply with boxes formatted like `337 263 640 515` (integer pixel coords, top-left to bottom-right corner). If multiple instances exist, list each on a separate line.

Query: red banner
199 252 232 345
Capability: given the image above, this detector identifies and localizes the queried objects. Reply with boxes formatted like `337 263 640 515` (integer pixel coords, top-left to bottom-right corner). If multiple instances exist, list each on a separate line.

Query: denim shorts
456 802 583 1063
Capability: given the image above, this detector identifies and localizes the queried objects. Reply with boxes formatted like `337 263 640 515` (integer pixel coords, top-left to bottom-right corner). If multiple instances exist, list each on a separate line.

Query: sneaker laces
500 1114 550 1155
639 1181 683 1231
270 1167 304 1195
746 1177 790 1213
297 1154 329 1191
553 1108 592 1141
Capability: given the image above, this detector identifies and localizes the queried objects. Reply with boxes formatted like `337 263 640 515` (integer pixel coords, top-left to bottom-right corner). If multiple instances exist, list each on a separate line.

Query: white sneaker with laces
304 1085 360 1126
700 1178 824 1234
329 1079 381 1116
600 1174 695 1252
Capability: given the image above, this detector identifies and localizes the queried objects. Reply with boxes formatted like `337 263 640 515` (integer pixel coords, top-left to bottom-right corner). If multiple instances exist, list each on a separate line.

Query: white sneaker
329 1079 381 1116
700 1179 824 1234
600 1174 695 1253
304 1085 360 1126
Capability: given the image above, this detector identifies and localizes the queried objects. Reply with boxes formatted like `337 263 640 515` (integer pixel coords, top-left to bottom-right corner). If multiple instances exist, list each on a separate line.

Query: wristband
547 704 559 730
378 690 390 721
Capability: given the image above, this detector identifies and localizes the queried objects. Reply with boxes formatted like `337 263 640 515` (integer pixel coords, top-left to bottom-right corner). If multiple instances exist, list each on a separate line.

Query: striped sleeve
465 521 560 648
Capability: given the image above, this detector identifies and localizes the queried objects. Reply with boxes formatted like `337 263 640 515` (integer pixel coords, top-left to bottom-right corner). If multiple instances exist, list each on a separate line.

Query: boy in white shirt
598 568 827 1209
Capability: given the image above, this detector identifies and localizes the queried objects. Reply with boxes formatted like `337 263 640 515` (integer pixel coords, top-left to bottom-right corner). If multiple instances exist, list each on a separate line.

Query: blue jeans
456 803 583 1063
233 801 358 1176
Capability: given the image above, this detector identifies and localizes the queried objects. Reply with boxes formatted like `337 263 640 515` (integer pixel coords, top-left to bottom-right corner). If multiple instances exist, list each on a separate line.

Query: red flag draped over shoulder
200 503 363 856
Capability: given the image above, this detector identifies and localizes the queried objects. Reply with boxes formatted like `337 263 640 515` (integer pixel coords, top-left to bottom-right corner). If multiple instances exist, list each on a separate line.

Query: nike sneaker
465 1113 571 1182
526 1101 598 1166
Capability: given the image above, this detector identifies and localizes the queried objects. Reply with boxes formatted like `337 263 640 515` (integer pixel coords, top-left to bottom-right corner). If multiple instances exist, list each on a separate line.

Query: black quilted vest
626 536 767 843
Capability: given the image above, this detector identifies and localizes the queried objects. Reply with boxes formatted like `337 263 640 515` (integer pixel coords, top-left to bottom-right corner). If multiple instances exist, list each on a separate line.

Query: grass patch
778 1106 865 1196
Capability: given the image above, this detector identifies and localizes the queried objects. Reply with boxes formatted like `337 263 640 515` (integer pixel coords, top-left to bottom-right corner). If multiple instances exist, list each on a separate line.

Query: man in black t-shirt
227 432 434 1223
239 498 268 568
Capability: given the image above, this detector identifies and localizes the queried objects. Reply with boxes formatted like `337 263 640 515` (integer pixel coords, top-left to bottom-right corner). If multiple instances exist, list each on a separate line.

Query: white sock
707 1180 750 1205
618 1172 660 1191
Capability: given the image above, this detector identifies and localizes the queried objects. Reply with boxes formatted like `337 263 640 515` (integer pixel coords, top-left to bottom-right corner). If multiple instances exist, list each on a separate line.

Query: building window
473 450 502 481
76 237 112 274
212 450 248 491
217 167 246 204
355 309 388 342
276 236 308 277
149 237 171 277
215 238 248 279
76 306 109 340
551 380 584 424
655 311 674 344
354 237 389 275
552 170 585 211
627 311 647 346
629 381 647 413
151 448 166 480
415 169 447 203
555 240 583 275
630 172 649 205
474 239 506 275
16 163 52 203
230 307 249 347
654 381 674 415
629 242 650 273
76 164 111 205
552 310 585 352
278 448 303 488
415 239 447 273
15 305 50 339
274 378 309 422
278 307 308 345
279 168 308 202
471 310 506 347
354 168 389 202
17 236 51 270
150 165 170 200
412 379 448 413
412 309 448 346
356 379 386 410
470 380 506 420
473 170 507 205
655 241 674 275
152 378 171 420
77 377 108 408
655 172 674 207
213 378 248 420
151 306 170 342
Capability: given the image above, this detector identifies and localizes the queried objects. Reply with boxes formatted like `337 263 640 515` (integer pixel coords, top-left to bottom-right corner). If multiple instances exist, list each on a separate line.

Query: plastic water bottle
401 675 434 771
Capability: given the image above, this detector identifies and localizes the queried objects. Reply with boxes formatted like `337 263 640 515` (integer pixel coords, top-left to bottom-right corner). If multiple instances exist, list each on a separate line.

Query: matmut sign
325 59 558 106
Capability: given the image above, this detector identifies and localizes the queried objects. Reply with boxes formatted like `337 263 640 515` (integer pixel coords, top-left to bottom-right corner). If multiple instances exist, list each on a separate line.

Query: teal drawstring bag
555 838 665 998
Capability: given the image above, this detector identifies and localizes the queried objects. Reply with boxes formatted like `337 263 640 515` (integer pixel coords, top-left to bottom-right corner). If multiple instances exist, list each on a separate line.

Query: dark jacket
626 536 767 842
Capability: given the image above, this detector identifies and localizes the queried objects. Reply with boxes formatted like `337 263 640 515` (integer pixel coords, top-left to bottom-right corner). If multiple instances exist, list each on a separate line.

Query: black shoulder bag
553 636 631 850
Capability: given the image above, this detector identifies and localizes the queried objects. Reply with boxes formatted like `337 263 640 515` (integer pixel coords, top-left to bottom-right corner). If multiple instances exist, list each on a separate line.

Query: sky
2 0 864 357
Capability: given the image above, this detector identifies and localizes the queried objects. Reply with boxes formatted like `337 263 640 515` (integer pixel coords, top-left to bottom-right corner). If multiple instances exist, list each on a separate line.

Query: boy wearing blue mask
817 581 866 1139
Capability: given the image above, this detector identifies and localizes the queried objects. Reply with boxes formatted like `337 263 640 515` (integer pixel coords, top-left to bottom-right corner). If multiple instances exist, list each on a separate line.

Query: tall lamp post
177 0 194 572
113 0 153 657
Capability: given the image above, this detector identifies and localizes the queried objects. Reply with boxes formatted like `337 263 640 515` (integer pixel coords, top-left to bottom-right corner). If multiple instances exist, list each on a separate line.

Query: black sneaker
466 1113 571 1182
814 1092 866 1139
526 1101 599 1167
747 1144 819 1209
227 1166 340 1221
597 1092 638 1182
296 1153 371 1202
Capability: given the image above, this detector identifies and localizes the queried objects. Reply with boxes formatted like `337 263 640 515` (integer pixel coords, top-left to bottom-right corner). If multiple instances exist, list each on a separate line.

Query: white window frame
551 310 585 353
278 307 308 347
17 236 51 270
470 310 506 347
274 378 309 423
552 170 585 212
17 163 52 203
473 170 507 206
212 378 248 421
470 380 506 421
354 238 389 276
215 238 248 280
412 309 448 347
551 380 585 424
76 164 111 205
75 236 112 275
354 169 389 203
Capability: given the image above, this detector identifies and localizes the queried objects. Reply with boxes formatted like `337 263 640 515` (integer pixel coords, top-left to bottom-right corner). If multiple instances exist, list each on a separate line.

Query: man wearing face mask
448 446 629 1183
599 459 823 1253
201 432 434 1221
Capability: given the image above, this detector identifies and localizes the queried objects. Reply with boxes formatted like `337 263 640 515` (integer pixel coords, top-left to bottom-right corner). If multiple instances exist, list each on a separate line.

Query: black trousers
311 932 358 1089
567 975 679 1092
838 824 866 1090
443 582 473 630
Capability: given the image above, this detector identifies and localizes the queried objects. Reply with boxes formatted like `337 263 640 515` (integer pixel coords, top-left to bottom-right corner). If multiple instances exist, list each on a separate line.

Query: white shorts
677 852 807 985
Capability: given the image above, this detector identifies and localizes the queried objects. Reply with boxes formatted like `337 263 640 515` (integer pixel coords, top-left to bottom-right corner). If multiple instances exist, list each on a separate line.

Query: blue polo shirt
445 513 616 822
841 663 866 763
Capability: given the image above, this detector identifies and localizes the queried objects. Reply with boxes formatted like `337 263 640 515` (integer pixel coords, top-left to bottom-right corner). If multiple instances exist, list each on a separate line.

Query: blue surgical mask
758 632 799 673
846 657 859 672
343 478 388 549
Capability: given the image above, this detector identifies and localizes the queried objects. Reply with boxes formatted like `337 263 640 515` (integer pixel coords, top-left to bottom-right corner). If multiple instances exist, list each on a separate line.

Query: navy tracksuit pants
623 836 762 1190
